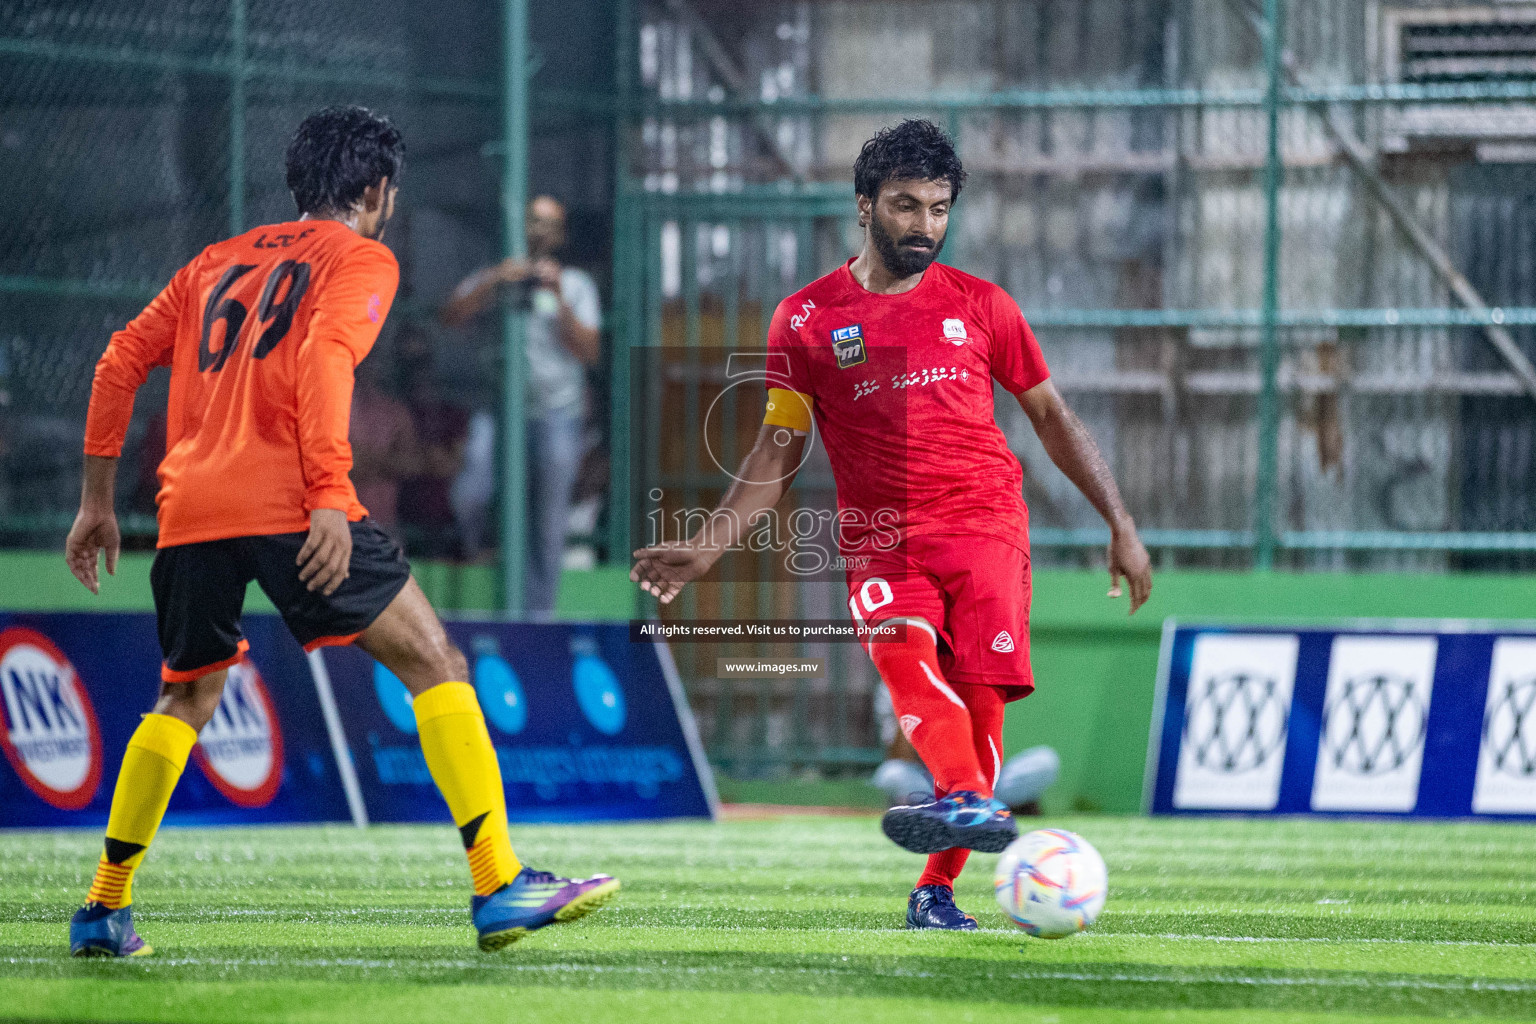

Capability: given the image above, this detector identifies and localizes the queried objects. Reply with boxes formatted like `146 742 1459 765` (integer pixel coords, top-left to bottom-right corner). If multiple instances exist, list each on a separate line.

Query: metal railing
9 0 1536 775
608 0 1536 771
0 1 552 610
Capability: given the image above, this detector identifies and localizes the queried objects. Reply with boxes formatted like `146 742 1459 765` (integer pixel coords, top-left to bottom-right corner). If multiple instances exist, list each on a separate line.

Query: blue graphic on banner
374 663 417 734
0 612 353 828
473 637 526 736
573 635 626 736
325 622 713 823
1147 622 1536 819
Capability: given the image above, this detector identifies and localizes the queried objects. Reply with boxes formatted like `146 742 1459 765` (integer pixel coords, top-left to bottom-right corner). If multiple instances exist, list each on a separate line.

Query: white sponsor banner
1473 636 1536 815
193 659 283 808
1311 635 1436 812
1173 634 1298 810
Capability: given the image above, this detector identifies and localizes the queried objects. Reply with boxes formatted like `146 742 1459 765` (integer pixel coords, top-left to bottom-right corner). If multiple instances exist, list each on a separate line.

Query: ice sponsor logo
0 627 102 810
830 324 866 369
1311 636 1436 813
1473 637 1536 814
1172 633 1297 810
193 658 284 808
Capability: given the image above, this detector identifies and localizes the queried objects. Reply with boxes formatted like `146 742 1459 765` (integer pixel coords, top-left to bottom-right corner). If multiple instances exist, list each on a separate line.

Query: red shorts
845 532 1034 700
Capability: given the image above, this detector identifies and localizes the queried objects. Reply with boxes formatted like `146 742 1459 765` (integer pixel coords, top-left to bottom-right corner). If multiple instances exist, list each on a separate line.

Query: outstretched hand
1107 526 1152 615
65 506 120 595
630 542 717 605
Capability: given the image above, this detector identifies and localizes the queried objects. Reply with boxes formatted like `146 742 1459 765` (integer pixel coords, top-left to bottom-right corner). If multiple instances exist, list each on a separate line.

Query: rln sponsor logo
193 658 284 808
0 627 102 810
789 298 816 331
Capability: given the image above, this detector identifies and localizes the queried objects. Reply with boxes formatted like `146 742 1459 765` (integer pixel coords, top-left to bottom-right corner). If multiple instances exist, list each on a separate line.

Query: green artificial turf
2 815 1535 1023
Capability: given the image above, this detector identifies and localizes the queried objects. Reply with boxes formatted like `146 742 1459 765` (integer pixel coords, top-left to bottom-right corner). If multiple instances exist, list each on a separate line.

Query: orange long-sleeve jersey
85 219 398 547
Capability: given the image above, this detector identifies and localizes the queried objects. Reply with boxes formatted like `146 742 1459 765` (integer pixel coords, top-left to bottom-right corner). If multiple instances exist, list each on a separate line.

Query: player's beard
868 213 944 279
363 190 396 241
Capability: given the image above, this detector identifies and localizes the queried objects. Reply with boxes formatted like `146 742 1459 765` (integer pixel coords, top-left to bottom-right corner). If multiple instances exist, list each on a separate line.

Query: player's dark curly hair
853 119 967 202
285 105 404 216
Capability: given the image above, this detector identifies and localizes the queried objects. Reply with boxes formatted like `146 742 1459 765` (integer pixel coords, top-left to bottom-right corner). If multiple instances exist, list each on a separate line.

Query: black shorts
151 519 411 682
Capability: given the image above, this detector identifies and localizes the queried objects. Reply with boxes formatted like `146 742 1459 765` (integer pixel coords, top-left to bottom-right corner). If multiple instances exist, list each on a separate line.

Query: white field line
11 912 1536 949
1126 932 1536 948
2 954 1535 992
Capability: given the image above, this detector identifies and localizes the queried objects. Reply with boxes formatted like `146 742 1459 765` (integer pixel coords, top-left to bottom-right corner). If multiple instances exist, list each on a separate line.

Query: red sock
915 683 1009 890
956 681 1007 794
918 846 971 889
869 624 990 797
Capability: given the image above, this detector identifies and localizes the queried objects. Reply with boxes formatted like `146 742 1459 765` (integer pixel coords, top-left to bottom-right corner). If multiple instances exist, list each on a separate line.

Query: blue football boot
69 902 153 958
906 884 979 930
472 866 621 951
881 790 1018 854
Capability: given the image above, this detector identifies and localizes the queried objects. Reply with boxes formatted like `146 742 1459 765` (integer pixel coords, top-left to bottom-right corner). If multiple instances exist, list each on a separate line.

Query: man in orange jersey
64 106 618 958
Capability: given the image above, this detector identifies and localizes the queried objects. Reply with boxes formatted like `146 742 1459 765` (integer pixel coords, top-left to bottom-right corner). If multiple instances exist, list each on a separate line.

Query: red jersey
763 259 1050 554
84 220 398 547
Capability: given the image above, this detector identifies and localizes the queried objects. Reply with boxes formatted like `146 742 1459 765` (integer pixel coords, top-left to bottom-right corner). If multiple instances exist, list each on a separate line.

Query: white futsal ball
993 828 1107 938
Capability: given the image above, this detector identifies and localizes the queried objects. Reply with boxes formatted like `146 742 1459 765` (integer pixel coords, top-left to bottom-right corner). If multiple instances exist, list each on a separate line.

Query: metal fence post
607 0 637 568
229 0 246 235
1254 0 1284 570
500 0 529 615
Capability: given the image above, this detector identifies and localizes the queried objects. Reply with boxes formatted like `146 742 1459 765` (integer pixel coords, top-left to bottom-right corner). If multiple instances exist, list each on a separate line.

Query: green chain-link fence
0 0 519 560
8 0 1536 777
613 0 1536 773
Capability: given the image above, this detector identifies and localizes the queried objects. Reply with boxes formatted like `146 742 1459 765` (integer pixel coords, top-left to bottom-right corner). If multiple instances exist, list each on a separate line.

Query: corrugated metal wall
625 0 1536 769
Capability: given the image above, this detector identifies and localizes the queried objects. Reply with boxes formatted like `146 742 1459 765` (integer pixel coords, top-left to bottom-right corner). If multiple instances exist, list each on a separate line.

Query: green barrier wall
8 552 1534 814
0 551 637 620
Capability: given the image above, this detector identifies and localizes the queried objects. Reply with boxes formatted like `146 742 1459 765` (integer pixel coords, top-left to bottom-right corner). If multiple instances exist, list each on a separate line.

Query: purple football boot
69 902 153 958
472 866 621 951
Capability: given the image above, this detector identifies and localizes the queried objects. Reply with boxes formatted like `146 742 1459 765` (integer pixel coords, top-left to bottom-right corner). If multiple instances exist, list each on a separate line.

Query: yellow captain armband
763 388 813 433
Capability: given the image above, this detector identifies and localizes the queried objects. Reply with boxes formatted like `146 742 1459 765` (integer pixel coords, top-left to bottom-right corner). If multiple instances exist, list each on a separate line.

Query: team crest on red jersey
192 657 284 808
0 628 102 810
942 318 968 344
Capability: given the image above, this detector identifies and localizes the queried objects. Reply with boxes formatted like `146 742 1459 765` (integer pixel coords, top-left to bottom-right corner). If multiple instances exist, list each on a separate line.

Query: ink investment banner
0 612 715 828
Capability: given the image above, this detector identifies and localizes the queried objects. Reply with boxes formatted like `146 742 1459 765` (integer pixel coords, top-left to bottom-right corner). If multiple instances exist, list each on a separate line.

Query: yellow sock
413 681 521 895
87 714 198 909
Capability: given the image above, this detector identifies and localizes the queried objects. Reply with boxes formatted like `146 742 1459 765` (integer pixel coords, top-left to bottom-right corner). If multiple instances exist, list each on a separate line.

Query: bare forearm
440 267 503 327
554 304 600 366
1017 381 1151 611
1034 407 1133 531
690 434 803 555
632 423 803 602
80 455 118 512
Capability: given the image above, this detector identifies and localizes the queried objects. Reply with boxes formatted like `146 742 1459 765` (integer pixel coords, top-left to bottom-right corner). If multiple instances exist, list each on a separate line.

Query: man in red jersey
64 106 616 958
632 119 1151 930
